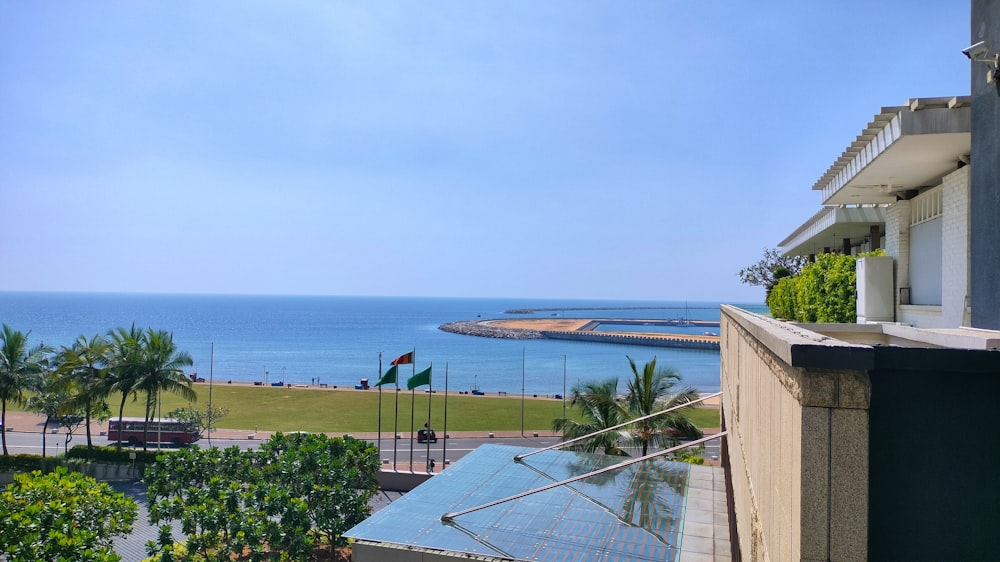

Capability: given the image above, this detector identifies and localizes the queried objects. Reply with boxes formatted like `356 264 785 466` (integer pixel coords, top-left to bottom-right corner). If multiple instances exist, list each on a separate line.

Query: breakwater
438 320 542 339
439 319 721 350
541 330 720 350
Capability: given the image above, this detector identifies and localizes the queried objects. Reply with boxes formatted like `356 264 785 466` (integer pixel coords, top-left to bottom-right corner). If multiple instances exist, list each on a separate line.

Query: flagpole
443 363 448 471
425 363 432 472
208 342 214 447
409 350 416 472
377 352 382 457
409 385 415 472
521 347 526 438
563 354 567 420
393 368 399 470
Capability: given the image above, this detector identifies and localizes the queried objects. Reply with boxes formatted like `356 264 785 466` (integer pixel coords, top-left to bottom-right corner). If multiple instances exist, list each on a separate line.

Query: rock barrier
438 320 542 340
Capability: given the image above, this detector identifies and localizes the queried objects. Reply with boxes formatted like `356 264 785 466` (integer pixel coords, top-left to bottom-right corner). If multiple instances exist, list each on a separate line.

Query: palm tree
0 324 52 455
552 378 629 456
105 325 146 449
26 367 79 458
133 328 195 451
57 334 112 449
624 355 702 456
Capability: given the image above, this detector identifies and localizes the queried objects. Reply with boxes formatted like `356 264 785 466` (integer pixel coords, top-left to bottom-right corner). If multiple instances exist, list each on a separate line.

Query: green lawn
23 384 722 433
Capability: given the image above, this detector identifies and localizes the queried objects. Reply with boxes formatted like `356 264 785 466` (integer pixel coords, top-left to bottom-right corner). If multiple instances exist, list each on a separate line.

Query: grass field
25 383 722 433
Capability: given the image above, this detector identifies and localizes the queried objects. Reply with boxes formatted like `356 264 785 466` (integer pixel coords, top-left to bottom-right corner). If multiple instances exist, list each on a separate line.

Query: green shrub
766 276 798 320
766 250 885 322
0 467 137 561
0 453 60 473
795 253 857 322
66 444 164 464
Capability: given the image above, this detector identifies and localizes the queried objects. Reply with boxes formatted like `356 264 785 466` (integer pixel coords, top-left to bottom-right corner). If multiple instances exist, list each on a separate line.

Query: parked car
417 427 437 443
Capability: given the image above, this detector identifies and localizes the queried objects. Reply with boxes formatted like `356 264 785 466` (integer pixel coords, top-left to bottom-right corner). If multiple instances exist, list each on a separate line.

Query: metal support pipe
514 391 722 461
442 431 727 523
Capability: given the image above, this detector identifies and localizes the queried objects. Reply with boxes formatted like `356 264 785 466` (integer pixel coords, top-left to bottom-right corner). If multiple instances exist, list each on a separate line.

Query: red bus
107 417 201 446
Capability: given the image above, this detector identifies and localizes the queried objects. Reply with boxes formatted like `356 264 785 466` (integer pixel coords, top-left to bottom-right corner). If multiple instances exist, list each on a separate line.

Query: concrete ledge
377 469 432 492
721 305 875 371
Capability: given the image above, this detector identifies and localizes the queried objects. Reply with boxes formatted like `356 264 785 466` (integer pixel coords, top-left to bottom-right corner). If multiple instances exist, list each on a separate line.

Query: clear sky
0 1 971 302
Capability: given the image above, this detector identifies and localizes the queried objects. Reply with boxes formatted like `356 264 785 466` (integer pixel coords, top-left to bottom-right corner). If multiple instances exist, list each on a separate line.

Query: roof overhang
813 97 971 205
779 205 887 257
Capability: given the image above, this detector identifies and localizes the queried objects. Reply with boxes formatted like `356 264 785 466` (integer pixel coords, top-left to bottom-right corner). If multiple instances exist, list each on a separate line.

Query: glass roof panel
346 444 690 561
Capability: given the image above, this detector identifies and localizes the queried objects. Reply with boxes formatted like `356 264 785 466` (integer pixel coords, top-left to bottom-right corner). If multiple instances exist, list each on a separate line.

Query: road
1 428 722 467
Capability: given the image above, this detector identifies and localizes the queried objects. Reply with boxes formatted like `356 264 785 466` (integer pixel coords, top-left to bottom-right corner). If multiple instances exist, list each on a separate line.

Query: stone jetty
438 320 542 340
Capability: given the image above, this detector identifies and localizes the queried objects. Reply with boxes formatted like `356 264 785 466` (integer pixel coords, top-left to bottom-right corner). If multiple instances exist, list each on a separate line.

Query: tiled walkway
679 464 732 561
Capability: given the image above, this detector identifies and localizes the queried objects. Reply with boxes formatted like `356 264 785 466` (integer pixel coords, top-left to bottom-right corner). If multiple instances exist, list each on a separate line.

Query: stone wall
720 305 872 561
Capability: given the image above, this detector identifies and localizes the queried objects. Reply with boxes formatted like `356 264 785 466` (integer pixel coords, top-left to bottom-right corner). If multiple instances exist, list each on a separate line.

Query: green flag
406 366 432 390
375 365 398 387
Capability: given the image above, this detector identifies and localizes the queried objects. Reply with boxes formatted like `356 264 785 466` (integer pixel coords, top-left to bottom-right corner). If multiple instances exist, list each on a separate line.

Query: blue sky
0 1 971 302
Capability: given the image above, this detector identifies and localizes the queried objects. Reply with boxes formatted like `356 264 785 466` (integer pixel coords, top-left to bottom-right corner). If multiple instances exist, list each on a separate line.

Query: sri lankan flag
391 351 414 365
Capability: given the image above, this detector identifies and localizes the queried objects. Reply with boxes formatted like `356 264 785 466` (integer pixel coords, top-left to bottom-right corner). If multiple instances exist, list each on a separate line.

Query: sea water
0 293 765 396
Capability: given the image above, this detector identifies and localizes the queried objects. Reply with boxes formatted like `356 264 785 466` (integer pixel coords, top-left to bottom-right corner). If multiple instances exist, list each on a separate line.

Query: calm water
0 293 765 395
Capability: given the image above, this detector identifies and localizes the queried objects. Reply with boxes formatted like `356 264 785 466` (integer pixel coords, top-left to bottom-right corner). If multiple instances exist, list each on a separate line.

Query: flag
374 365 398 387
391 351 414 365
407 366 432 390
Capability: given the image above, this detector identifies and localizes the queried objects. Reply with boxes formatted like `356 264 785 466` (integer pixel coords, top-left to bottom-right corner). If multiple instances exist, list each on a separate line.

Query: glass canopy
346 444 690 561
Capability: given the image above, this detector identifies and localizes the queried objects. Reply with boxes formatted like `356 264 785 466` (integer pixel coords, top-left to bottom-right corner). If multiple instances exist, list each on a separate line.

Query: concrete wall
352 541 475 562
722 304 1000 560
970 0 1000 329
378 469 432 491
720 305 872 561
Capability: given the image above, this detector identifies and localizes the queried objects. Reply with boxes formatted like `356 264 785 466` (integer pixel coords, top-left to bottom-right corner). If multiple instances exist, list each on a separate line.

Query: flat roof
811 97 970 205
346 444 694 561
779 205 887 257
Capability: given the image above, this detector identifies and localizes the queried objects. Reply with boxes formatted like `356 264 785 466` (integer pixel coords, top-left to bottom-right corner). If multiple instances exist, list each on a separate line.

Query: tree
132 328 195 451
553 357 703 458
552 378 629 456
738 247 809 298
57 334 113 449
105 325 145 450
25 369 81 458
145 433 380 559
0 467 137 562
0 324 52 456
624 356 702 456
168 403 230 438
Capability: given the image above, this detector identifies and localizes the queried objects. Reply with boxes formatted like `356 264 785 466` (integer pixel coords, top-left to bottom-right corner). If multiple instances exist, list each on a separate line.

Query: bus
107 417 201 446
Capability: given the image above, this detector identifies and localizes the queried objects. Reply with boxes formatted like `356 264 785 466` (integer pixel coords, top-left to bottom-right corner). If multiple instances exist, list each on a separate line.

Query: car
417 427 437 443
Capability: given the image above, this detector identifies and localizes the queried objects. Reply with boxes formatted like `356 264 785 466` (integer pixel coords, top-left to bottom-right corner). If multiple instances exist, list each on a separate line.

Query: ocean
0 293 765 396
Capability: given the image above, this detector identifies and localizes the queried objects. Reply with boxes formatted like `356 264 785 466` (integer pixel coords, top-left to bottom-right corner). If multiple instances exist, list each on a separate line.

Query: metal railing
513 391 722 461
441 391 725 523
441 431 727 522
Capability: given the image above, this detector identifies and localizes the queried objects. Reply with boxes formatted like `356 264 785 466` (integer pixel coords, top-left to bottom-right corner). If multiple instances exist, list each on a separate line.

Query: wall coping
721 305 875 370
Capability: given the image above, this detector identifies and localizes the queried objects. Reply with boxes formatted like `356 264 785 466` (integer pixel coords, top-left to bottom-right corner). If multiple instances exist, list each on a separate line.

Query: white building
778 96 973 329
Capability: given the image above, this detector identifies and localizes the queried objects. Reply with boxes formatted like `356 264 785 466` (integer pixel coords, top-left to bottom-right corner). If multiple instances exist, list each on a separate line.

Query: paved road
1 429 721 468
